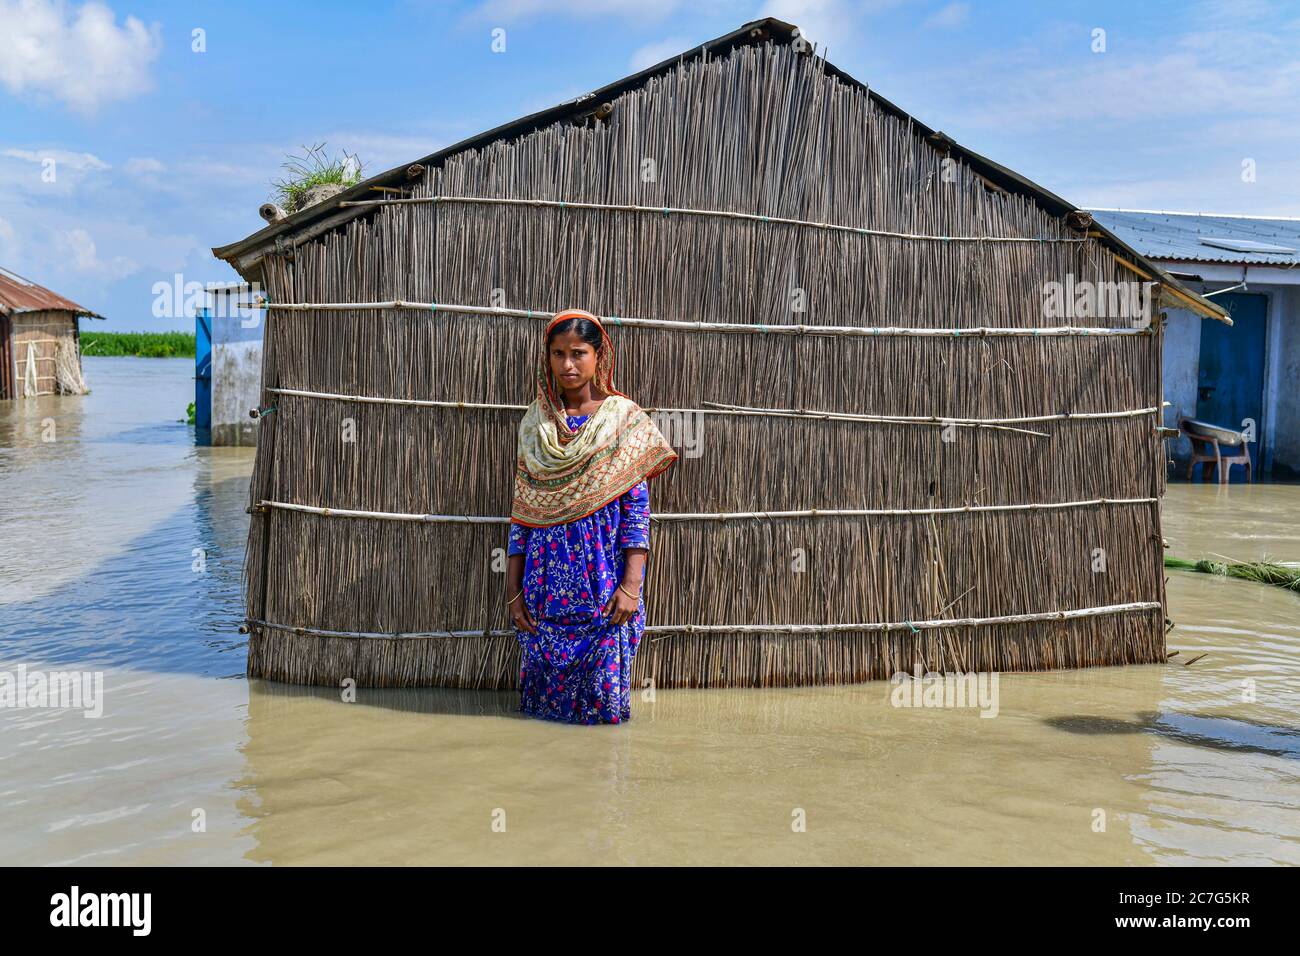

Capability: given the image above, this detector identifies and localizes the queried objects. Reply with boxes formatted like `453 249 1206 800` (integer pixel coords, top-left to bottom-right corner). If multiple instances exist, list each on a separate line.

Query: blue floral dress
508 413 651 725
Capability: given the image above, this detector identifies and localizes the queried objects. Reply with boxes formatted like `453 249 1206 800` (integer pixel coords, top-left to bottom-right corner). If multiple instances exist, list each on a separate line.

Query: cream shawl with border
510 310 677 527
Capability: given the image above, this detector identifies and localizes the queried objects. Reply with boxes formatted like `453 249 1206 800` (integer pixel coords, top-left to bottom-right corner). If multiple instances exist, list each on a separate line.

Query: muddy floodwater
1 357 1297 865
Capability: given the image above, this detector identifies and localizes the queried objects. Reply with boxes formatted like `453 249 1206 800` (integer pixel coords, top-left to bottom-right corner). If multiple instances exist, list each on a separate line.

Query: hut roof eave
211 16 1229 325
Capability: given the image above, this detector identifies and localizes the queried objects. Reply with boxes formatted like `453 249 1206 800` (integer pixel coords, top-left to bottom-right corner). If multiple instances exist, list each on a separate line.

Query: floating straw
1165 555 1300 593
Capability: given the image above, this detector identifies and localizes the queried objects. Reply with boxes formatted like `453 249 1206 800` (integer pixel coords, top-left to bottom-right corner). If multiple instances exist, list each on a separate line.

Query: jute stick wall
243 42 1167 688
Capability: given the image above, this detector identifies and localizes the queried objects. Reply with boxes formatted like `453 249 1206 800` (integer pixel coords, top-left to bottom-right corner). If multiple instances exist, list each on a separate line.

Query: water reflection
0 359 250 676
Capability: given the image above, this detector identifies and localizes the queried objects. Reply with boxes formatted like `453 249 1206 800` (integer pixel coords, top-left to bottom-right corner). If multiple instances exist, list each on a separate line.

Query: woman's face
548 330 598 393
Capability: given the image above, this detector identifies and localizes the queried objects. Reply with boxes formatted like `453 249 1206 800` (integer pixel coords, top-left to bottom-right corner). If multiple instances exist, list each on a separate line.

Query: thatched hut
0 266 100 400
214 18 1227 689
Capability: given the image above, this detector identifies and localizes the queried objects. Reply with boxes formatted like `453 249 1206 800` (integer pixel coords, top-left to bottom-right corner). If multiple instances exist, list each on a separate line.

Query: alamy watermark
152 274 265 326
0 665 104 718
1042 275 1156 328
890 670 1000 718
650 409 704 459
49 886 150 935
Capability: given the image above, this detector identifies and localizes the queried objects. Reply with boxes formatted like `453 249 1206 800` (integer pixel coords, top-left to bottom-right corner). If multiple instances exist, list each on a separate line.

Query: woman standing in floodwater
504 309 678 725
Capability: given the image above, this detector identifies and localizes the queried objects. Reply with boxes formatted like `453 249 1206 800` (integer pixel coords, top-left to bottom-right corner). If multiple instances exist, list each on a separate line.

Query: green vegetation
185 401 196 425
81 331 196 358
1165 555 1300 592
271 143 363 212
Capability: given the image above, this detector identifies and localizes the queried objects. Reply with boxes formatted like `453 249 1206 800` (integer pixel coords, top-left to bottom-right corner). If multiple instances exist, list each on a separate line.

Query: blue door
1196 292 1266 478
195 308 212 444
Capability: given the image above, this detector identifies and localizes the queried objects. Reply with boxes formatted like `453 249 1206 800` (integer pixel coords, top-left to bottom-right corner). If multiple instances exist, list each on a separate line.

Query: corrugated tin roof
1087 209 1300 266
0 265 103 318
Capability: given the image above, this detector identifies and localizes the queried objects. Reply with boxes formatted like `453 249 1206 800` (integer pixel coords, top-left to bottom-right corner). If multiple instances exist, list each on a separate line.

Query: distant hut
0 266 102 400
214 18 1226 690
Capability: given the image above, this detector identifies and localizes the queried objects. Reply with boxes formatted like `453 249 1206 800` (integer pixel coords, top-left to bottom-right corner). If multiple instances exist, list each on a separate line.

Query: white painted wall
209 289 264 446
1161 306 1201 464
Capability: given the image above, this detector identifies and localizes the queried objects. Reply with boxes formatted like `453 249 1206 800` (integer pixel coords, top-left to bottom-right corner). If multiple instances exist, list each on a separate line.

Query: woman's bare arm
507 552 536 633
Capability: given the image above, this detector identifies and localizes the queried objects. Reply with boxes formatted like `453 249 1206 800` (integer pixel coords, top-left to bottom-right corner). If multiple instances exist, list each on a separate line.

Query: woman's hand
603 584 640 626
509 594 538 634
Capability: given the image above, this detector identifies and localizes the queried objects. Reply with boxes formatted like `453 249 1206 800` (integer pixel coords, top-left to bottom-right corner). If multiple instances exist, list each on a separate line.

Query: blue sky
2 0 1297 331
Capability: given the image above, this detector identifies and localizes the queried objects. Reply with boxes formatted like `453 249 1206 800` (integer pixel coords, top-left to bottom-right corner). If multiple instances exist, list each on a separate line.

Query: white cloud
759 0 905 52
59 227 138 278
761 0 846 48
177 159 272 185
62 227 96 269
1069 160 1300 218
875 4 1300 215
471 0 685 22
922 2 967 29
124 157 164 176
957 47 1300 130
0 215 18 261
311 131 464 173
2 147 109 170
901 4 1300 137
629 36 693 72
0 0 162 114
0 146 110 197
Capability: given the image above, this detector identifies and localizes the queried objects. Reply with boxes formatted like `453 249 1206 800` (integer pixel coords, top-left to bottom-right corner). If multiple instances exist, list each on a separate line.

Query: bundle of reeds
240 37 1168 689
1165 556 1300 592
53 340 88 395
